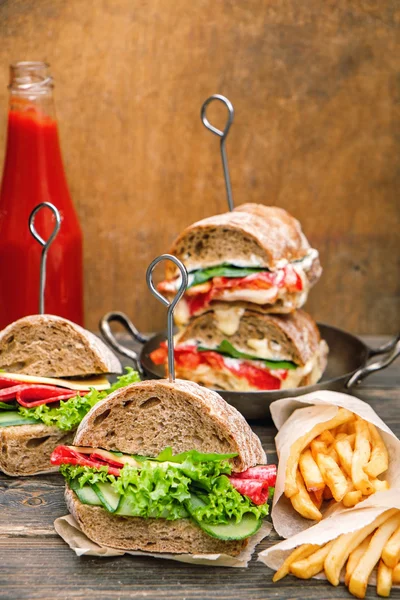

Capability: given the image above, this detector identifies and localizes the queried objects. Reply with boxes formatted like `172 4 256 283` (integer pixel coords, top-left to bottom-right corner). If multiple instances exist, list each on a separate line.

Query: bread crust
65 486 248 556
74 379 266 472
178 308 321 366
0 314 121 377
166 204 313 278
0 423 74 476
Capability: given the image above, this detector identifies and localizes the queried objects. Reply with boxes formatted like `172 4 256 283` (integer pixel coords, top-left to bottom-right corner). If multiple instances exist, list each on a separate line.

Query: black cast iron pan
100 311 400 421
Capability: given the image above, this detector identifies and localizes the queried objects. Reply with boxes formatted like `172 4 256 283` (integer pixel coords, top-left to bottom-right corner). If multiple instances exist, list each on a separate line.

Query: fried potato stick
364 422 389 479
316 453 348 502
342 490 363 507
290 540 335 579
290 470 323 521
324 508 398 587
377 559 393 598
352 420 374 496
349 511 400 599
344 534 372 586
284 408 354 498
336 438 354 478
299 449 325 493
382 523 400 569
272 544 320 582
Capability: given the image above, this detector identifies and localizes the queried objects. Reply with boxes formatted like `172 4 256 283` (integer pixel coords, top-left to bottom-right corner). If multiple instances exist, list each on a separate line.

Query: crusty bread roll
74 379 266 472
0 314 122 377
65 486 248 556
165 204 319 279
0 423 74 476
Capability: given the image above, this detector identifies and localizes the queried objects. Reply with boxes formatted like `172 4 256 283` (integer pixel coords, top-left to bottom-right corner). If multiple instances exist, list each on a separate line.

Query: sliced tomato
149 344 168 365
174 346 201 369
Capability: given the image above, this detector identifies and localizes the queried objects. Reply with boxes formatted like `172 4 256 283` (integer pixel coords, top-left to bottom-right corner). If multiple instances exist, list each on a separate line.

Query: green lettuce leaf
17 367 140 431
198 339 297 370
0 401 17 410
189 264 267 288
61 450 270 525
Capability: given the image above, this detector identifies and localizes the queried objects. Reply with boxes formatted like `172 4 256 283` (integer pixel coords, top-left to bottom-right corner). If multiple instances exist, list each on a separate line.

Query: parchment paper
54 514 272 568
269 391 400 538
259 489 400 587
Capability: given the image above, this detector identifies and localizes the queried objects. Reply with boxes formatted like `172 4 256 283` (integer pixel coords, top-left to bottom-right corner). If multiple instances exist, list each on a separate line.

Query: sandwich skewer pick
201 94 235 211
146 253 188 382
29 201 61 315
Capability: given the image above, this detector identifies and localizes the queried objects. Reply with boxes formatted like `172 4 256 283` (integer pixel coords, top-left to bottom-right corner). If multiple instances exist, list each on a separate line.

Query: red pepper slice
50 445 121 476
233 464 277 486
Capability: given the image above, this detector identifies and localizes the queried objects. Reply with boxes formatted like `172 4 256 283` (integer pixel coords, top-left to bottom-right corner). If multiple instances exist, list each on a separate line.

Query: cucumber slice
91 482 120 512
0 411 39 427
115 493 189 518
185 493 262 540
74 485 103 506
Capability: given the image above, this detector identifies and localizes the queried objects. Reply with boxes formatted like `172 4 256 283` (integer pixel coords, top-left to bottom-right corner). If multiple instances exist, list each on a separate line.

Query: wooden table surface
1 335 399 600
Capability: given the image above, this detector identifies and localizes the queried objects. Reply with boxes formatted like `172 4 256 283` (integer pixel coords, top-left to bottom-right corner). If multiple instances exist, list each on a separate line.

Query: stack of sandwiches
151 204 328 392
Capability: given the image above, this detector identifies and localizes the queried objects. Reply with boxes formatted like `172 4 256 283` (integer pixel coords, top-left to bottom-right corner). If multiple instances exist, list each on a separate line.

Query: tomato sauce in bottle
0 62 83 327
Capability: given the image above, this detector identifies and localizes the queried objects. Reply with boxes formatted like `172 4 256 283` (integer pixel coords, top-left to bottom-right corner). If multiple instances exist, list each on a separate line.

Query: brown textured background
0 0 399 335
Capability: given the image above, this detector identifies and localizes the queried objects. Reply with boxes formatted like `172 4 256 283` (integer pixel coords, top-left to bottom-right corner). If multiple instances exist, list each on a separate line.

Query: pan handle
346 333 400 388
99 311 149 377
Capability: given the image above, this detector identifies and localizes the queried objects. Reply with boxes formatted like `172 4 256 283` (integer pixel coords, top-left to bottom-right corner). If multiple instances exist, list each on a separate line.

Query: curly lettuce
61 448 270 524
17 367 140 431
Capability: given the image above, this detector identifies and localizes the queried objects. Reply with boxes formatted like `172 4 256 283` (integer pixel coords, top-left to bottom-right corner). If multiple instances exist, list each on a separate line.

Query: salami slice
228 477 271 505
50 445 121 476
232 464 277 485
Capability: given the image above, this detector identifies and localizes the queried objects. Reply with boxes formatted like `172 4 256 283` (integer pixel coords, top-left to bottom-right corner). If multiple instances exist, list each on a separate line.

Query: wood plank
0 0 399 334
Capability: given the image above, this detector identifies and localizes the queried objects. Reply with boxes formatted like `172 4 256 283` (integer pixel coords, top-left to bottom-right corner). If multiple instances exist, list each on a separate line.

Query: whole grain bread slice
0 315 121 377
65 486 248 556
0 423 74 476
74 379 266 472
178 308 322 366
166 204 313 278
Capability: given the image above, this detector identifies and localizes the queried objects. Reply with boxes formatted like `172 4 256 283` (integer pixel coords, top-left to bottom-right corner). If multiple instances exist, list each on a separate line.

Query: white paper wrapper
54 514 272 567
259 489 400 588
269 390 400 538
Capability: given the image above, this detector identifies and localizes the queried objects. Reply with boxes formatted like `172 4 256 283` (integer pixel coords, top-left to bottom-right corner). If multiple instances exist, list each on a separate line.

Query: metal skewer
201 94 235 212
29 202 61 314
146 254 188 382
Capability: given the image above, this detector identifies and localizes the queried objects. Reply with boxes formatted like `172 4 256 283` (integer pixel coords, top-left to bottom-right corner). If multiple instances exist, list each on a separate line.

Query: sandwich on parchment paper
150 308 328 392
0 314 139 476
157 204 321 327
51 379 276 556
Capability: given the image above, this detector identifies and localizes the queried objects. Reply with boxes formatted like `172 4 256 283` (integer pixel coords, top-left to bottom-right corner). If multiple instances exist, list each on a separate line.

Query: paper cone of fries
269 391 400 538
259 489 400 598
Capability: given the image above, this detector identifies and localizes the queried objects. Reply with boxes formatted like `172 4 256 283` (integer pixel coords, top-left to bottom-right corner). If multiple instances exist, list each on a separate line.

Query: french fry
310 439 328 461
310 489 323 509
345 534 372 586
371 479 390 493
299 449 325 492
284 408 354 498
352 420 374 496
272 543 320 582
323 485 333 500
336 423 349 435
290 470 323 521
377 559 393 597
342 490 363 507
393 562 400 584
349 511 400 599
290 540 334 579
319 430 336 445
324 509 398 587
382 523 400 569
335 438 354 478
316 453 348 502
328 446 339 463
364 423 389 478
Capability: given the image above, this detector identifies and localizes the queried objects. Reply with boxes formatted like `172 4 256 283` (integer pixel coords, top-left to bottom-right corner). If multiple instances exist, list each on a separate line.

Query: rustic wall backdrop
0 0 399 334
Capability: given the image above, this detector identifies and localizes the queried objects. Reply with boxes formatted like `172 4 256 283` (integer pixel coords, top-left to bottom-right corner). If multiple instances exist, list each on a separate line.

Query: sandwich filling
52 445 276 541
0 368 139 430
150 340 326 391
158 250 318 324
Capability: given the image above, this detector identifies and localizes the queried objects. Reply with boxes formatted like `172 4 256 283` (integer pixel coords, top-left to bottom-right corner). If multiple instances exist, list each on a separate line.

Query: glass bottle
0 61 84 327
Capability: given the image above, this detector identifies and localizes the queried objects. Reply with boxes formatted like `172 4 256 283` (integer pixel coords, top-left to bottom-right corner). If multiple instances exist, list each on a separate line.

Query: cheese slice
0 372 111 391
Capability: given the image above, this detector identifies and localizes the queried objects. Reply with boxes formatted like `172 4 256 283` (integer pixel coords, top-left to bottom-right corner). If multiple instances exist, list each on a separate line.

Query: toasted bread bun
166 204 317 278
0 423 74 476
65 486 248 556
74 379 266 472
0 315 122 377
178 308 321 366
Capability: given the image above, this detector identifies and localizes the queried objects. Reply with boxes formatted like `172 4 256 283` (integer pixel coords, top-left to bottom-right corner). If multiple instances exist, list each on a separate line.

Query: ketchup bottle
0 62 84 327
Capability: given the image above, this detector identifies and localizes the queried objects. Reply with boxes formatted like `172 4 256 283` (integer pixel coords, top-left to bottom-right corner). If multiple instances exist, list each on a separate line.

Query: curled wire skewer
146 254 188 382
201 94 235 211
29 202 61 314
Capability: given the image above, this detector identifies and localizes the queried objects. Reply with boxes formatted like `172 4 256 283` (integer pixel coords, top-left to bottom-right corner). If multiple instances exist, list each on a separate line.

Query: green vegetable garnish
198 340 297 370
188 264 267 288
